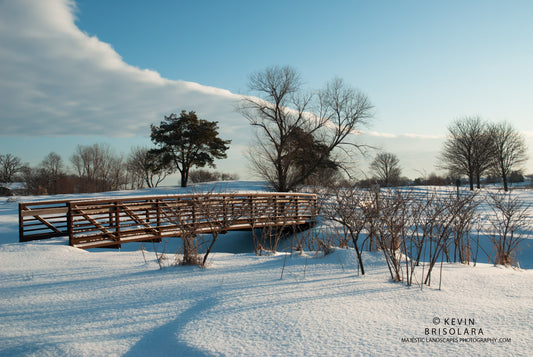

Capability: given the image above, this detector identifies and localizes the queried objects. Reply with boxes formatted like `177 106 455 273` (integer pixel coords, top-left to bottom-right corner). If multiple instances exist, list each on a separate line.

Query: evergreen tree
150 111 231 187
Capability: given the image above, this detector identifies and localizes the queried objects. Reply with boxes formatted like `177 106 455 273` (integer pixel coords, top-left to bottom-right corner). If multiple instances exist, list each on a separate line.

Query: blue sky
1 0 532 181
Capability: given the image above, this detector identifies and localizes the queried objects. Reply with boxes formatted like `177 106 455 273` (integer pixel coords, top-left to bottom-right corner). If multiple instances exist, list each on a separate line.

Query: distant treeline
0 145 238 196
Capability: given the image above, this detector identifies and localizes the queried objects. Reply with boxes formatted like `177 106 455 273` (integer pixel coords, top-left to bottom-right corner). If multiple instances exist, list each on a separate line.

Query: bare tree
41 152 63 178
488 122 528 192
239 66 311 192
0 153 23 182
438 116 493 190
369 152 402 187
20 166 45 195
127 146 172 189
20 153 67 195
71 143 125 192
239 66 373 192
40 152 65 194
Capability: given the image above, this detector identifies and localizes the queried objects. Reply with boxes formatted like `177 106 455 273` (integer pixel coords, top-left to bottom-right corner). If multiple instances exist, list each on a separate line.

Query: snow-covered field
1 182 532 356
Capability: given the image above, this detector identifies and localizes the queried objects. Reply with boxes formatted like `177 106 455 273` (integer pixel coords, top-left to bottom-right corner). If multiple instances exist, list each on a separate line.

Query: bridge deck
19 192 317 249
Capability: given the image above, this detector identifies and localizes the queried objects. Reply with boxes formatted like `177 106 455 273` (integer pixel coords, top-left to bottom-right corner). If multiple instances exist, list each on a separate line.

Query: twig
280 253 288 280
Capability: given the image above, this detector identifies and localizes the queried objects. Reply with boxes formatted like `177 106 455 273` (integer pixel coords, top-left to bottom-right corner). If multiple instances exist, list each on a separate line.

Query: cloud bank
0 0 244 137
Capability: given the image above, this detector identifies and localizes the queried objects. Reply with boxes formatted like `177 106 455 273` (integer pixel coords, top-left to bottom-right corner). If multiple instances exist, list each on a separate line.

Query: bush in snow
486 192 531 266
322 185 372 275
322 184 482 287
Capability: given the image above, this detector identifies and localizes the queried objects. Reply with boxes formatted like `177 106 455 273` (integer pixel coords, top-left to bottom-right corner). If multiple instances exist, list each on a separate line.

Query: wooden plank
20 207 69 217
20 231 67 242
70 207 114 215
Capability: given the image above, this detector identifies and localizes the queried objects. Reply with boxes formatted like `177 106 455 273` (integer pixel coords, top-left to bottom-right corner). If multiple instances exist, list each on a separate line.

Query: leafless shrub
140 243 147 264
155 193 202 266
373 189 414 282
321 184 531 287
448 192 480 264
152 239 168 269
253 224 287 255
327 225 351 248
180 234 202 266
189 169 239 183
293 225 323 254
322 185 372 274
294 228 334 257
249 194 313 255
167 191 252 267
317 240 334 256
417 190 479 286
486 192 531 266
196 193 248 267
325 186 481 287
359 186 381 252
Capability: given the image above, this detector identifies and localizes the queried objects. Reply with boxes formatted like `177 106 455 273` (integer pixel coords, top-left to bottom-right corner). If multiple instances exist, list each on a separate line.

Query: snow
1 182 532 356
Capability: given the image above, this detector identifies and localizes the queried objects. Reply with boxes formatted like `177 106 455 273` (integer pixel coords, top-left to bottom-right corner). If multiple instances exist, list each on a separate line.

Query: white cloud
0 0 245 138
401 133 443 140
359 131 443 140
361 131 398 139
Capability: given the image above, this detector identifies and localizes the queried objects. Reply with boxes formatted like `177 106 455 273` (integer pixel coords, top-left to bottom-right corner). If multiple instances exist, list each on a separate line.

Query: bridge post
114 201 120 240
192 198 197 228
156 200 161 238
250 197 255 223
18 203 24 243
67 202 73 246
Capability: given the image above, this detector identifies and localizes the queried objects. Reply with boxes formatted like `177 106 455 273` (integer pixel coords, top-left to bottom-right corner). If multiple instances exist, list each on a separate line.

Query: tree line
1 146 160 195
0 145 236 196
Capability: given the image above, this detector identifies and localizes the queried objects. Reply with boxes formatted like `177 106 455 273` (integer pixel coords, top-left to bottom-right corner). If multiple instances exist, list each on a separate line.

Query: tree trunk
350 232 365 275
502 173 509 192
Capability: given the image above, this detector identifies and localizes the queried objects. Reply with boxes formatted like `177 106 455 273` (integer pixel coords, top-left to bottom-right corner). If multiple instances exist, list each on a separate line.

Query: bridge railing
19 199 71 242
19 192 317 249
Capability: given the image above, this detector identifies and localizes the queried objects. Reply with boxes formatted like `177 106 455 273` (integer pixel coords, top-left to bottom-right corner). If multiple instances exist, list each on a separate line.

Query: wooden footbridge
18 192 317 249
